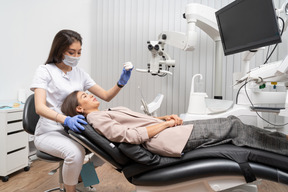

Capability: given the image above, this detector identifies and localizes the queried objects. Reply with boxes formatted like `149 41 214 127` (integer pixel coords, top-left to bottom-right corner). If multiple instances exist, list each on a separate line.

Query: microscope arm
159 3 220 50
136 3 220 77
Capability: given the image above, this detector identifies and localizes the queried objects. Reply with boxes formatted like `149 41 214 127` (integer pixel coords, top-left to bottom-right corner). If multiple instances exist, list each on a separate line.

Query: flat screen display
215 0 282 56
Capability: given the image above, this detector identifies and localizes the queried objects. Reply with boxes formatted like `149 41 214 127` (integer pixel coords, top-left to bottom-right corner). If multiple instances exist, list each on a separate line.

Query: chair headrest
80 123 131 165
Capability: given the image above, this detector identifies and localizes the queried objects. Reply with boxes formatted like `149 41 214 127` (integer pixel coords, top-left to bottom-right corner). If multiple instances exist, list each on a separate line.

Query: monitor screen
215 0 282 56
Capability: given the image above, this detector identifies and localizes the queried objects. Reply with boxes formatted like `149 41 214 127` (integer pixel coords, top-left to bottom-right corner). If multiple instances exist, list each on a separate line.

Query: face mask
63 55 80 67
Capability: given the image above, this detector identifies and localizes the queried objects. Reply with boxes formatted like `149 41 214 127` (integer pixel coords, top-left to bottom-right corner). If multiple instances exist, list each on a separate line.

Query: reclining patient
61 91 288 158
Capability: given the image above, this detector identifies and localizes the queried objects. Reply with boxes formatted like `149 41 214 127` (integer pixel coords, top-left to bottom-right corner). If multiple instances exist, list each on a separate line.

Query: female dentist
30 29 133 192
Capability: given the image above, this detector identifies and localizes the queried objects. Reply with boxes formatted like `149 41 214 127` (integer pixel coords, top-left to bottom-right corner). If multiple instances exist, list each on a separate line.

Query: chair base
44 184 64 192
43 161 64 192
135 176 259 192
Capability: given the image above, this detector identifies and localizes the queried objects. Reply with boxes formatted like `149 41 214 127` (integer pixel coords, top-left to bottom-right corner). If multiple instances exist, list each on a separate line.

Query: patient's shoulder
87 110 109 123
109 106 129 110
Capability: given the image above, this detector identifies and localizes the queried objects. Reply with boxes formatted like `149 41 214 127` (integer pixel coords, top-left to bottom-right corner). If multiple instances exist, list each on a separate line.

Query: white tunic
30 64 95 135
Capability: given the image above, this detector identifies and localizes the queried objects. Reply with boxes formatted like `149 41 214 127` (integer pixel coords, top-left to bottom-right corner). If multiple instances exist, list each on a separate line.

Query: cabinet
0 107 30 182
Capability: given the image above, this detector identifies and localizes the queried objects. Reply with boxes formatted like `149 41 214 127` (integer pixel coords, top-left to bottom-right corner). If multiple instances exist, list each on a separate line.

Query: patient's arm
88 112 178 144
146 119 176 138
145 114 183 138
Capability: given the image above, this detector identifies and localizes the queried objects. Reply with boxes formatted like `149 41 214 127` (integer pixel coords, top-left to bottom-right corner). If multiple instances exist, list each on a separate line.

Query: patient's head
61 91 100 117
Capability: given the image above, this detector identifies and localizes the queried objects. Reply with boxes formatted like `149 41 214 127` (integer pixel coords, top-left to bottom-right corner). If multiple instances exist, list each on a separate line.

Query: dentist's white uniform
30 63 101 185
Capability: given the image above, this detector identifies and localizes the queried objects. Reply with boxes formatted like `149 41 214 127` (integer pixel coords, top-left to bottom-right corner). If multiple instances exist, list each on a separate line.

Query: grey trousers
182 116 288 156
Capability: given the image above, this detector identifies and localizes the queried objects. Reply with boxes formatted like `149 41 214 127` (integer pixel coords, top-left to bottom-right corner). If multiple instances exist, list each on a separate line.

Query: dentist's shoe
76 182 96 192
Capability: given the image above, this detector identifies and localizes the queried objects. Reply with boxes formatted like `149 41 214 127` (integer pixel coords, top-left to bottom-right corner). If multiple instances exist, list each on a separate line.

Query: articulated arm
136 3 219 76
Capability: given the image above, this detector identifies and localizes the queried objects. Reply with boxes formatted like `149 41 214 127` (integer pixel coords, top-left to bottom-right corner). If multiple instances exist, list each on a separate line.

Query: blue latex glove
64 115 87 133
118 67 133 86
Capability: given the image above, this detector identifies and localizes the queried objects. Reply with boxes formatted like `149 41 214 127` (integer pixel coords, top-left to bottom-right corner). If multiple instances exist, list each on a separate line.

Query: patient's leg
230 117 288 156
182 116 288 156
183 117 236 152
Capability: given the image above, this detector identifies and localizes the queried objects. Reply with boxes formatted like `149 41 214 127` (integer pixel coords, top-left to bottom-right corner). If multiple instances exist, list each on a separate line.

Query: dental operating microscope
137 2 288 129
136 3 222 97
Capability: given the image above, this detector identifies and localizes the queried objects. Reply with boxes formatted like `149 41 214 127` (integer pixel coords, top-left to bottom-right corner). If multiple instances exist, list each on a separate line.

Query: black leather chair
68 116 288 192
23 94 288 191
23 94 64 192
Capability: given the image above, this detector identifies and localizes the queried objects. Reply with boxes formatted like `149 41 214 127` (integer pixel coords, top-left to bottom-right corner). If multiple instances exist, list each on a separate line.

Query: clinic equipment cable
244 79 288 127
235 17 286 126
264 17 285 64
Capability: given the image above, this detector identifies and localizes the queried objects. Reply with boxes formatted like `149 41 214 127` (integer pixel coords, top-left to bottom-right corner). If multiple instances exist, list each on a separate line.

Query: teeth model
124 62 133 71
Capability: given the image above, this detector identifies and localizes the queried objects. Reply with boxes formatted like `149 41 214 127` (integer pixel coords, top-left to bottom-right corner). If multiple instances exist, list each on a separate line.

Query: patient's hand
163 114 183 126
166 119 176 127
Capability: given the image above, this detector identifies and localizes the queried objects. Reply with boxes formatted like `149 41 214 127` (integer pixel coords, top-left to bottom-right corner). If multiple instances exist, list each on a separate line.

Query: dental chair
23 94 64 192
68 121 288 192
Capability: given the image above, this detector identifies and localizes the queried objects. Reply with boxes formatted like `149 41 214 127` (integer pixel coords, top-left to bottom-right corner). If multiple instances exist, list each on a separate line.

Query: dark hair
45 29 82 64
61 91 81 117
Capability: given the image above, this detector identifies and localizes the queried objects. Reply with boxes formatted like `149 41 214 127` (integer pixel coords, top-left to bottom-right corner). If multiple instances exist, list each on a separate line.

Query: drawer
7 121 23 133
7 111 23 122
6 148 28 174
6 131 28 152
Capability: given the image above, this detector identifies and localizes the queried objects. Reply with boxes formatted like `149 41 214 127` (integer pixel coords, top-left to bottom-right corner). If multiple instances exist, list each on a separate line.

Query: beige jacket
87 107 193 157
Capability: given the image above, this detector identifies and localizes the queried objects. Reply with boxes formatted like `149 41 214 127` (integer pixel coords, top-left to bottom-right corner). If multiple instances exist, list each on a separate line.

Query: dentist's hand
118 62 134 87
64 115 87 133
